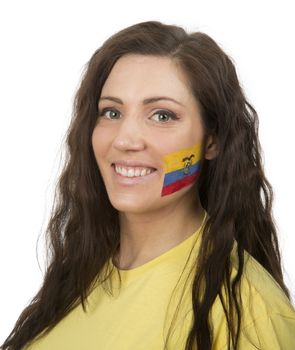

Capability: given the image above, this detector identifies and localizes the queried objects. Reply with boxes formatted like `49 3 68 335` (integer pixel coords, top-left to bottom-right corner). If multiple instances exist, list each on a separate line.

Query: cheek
91 134 106 170
160 142 202 197
91 127 110 156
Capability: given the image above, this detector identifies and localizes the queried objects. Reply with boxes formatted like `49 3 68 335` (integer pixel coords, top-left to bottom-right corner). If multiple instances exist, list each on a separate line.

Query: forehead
100 54 194 105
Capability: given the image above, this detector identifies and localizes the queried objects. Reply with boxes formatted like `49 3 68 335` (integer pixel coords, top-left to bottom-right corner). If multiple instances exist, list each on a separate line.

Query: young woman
2 20 295 350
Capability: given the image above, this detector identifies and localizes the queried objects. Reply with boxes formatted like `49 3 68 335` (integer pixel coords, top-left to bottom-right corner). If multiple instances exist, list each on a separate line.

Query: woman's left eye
151 110 179 123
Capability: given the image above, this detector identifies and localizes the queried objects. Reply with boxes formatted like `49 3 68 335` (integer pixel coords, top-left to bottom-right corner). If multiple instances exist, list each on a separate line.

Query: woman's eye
99 108 121 119
151 110 178 123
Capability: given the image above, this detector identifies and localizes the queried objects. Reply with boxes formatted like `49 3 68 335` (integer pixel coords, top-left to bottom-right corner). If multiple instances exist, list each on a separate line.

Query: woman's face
92 54 206 214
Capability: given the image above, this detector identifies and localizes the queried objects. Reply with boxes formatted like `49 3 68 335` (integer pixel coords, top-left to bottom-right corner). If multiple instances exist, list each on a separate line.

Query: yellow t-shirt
24 216 295 350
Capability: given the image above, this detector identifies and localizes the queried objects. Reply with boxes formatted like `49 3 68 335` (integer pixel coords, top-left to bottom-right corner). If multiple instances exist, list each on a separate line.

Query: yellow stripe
163 143 202 173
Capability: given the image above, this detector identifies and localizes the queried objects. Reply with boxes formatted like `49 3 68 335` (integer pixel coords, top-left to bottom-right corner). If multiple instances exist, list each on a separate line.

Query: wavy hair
1 21 290 350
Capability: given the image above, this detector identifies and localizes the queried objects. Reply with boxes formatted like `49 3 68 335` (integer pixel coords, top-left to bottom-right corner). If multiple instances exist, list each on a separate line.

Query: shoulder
210 241 295 349
230 242 295 349
231 242 294 317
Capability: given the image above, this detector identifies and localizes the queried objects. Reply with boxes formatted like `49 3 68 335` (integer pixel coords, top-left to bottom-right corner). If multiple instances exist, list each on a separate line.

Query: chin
108 195 154 214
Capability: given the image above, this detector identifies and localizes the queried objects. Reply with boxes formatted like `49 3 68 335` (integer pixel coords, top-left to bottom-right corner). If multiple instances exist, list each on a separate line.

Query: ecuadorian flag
161 143 202 197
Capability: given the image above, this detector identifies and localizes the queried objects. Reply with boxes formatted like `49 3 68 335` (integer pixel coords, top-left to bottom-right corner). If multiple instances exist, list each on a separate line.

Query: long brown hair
2 20 290 350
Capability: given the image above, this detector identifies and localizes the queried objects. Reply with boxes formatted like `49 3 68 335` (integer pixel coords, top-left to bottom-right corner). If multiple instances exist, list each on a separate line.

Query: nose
112 115 146 152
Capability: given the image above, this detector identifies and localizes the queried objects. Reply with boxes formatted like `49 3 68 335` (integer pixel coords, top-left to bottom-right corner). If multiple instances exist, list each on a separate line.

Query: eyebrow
99 95 184 107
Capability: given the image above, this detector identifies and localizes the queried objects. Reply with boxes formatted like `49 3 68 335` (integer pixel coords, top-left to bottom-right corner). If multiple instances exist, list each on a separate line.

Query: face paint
161 143 202 197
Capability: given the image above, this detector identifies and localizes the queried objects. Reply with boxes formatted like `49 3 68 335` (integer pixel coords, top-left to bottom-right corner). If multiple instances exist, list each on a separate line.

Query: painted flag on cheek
161 143 202 197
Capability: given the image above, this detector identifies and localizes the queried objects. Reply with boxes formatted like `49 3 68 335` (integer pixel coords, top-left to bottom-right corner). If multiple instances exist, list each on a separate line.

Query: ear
204 134 218 160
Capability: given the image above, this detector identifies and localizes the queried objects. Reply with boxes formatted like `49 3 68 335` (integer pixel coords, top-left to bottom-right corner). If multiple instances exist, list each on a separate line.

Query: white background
0 0 294 343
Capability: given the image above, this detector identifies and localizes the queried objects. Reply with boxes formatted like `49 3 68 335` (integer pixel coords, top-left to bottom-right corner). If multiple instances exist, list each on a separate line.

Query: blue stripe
163 161 201 186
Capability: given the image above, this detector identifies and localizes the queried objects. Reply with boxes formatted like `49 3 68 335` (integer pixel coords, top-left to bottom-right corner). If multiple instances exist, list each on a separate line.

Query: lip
111 160 157 169
111 164 158 186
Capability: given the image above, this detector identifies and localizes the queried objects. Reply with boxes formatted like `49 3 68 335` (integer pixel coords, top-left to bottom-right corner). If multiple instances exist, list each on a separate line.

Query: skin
92 54 218 270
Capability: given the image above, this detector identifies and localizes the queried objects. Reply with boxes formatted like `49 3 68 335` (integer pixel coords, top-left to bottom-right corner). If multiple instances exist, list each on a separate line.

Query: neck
114 193 205 270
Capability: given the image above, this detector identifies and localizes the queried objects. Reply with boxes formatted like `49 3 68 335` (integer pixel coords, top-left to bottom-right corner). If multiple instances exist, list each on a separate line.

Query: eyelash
98 107 179 123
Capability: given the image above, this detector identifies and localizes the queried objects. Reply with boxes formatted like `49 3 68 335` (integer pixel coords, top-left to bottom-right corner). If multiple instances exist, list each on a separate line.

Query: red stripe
161 171 200 196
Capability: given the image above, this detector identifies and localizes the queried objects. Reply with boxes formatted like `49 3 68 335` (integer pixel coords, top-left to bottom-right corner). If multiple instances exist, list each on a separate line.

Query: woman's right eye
99 108 120 119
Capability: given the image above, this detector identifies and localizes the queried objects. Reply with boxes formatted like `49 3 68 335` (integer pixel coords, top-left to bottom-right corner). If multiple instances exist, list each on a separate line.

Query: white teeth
114 165 155 177
121 167 128 176
140 168 148 176
127 168 134 177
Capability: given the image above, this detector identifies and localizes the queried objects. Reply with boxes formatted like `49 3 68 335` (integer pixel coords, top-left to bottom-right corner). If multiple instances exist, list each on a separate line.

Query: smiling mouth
111 164 157 178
